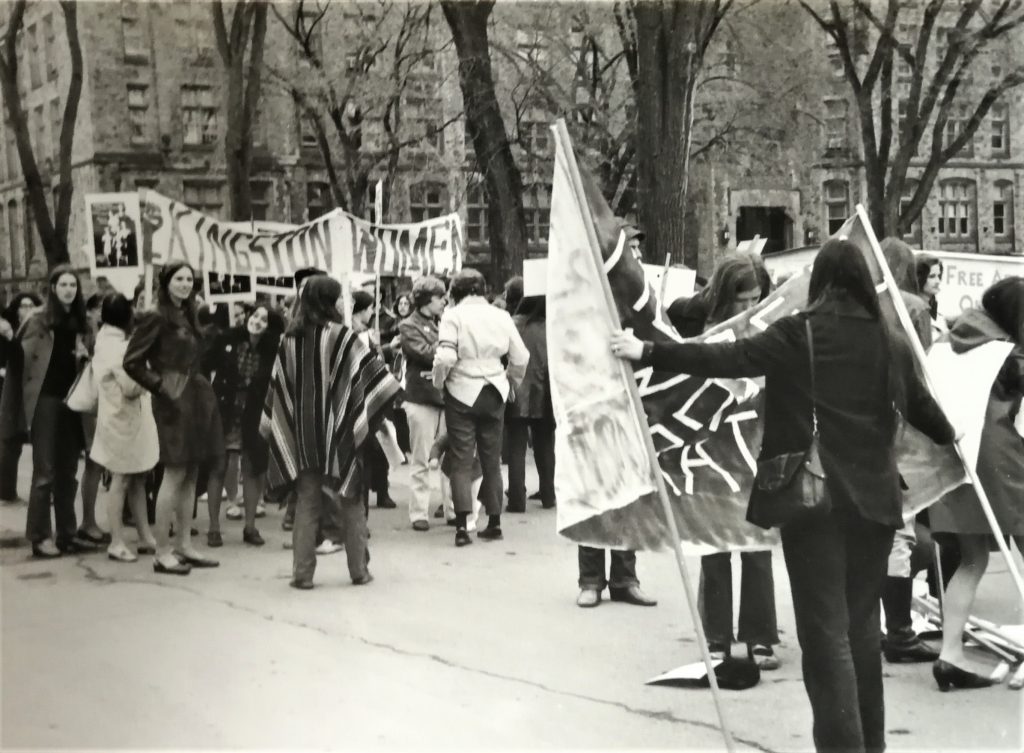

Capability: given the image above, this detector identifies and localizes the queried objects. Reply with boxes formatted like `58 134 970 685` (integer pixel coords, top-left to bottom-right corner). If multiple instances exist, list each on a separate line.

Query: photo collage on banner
85 192 144 298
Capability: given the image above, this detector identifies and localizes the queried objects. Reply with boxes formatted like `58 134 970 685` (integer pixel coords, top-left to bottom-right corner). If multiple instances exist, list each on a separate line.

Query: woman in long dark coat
124 262 223 575
611 239 955 753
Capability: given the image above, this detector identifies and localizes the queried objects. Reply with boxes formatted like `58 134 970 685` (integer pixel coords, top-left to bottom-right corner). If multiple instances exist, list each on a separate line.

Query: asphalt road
1 454 1022 752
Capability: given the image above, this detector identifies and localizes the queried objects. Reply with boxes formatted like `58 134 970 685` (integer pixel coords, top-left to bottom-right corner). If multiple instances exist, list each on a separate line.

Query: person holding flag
610 238 956 753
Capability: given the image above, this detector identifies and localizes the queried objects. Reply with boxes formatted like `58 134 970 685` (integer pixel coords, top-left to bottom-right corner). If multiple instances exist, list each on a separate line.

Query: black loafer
56 536 100 554
154 560 191 575
174 551 219 568
477 526 503 541
290 579 314 590
608 585 657 606
352 572 374 585
76 528 111 545
242 528 265 546
375 497 397 509
455 530 472 547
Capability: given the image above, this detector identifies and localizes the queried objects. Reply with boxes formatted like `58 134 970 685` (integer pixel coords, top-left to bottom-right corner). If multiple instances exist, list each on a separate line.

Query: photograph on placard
204 270 256 304
254 275 296 295
85 193 143 275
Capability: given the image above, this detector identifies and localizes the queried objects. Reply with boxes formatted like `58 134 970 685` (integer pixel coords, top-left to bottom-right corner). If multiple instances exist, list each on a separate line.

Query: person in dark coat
201 303 284 548
0 267 94 558
611 238 956 753
0 292 41 504
506 294 555 511
124 261 223 575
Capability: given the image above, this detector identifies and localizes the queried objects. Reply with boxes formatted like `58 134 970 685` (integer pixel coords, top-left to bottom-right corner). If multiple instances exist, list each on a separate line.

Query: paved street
1 451 1022 752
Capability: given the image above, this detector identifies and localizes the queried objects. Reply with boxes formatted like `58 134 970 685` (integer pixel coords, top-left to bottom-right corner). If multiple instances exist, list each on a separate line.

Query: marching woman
611 239 955 753
928 276 1024 690
262 276 399 589
124 262 222 575
202 303 284 547
0 266 94 557
90 294 159 561
0 292 41 504
915 253 947 342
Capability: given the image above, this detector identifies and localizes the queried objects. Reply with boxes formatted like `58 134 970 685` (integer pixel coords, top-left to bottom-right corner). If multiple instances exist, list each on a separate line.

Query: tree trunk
442 0 528 282
633 1 704 270
0 0 82 269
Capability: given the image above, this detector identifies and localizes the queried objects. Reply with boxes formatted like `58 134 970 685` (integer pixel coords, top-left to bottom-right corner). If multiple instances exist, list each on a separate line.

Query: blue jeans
577 546 639 590
25 396 82 544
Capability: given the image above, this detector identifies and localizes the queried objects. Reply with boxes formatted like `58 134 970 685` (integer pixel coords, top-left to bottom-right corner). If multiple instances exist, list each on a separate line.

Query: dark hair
288 275 344 334
981 276 1024 345
914 254 943 320
504 276 524 317
703 253 766 325
880 237 920 296
100 293 134 332
156 261 201 332
351 289 374 315
449 268 486 303
809 238 904 430
85 293 103 312
2 292 42 331
412 276 446 309
42 263 87 333
294 267 327 288
514 295 546 322
395 293 413 317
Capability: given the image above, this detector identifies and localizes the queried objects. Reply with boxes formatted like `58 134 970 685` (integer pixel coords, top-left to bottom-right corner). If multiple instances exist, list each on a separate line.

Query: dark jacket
124 306 203 398
667 293 710 338
399 309 444 407
645 299 955 528
509 315 552 420
202 326 280 454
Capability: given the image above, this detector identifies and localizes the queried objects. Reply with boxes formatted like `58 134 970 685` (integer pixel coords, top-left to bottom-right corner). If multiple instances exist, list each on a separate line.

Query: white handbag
64 360 99 414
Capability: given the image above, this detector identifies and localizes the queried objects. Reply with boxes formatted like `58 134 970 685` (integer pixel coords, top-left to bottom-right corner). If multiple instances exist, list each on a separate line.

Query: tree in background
212 0 268 222
269 0 461 220
0 0 83 269
628 0 733 268
800 0 1024 237
442 0 529 280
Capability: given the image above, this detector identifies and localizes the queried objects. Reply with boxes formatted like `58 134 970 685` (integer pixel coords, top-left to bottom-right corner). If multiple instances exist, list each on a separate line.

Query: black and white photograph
2 1 1024 752
84 192 142 273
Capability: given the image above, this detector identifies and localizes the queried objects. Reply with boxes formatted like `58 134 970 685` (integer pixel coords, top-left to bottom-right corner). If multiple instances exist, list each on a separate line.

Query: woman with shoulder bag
611 239 956 753
0 265 94 557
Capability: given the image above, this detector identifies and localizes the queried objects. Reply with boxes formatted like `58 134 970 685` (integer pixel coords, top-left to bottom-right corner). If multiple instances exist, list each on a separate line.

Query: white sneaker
255 502 267 518
224 503 243 521
315 539 343 555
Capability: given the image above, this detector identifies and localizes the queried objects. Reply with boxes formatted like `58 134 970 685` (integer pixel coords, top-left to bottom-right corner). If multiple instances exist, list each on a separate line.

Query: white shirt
432 296 529 406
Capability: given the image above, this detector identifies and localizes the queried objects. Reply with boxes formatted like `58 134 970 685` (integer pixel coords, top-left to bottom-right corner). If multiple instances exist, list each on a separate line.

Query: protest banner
919 250 1024 322
349 214 464 277
224 219 300 295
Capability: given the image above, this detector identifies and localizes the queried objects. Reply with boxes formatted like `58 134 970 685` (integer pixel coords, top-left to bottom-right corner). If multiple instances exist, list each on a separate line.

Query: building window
306 181 330 220
122 0 148 63
515 29 548 66
33 106 45 159
523 184 551 247
823 99 847 151
944 105 973 156
6 200 21 277
181 85 217 146
299 111 319 148
937 181 974 238
27 24 41 89
465 182 488 246
991 102 1009 156
409 183 447 222
825 36 843 78
250 180 272 221
126 85 150 145
520 112 550 155
42 15 57 82
183 181 223 217
49 98 60 162
898 180 923 242
5 122 17 178
993 182 1013 238
824 180 849 235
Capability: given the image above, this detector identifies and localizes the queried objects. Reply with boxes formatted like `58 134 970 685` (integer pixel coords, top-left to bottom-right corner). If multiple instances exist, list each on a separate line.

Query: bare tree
269 0 460 219
212 0 269 222
0 0 83 269
628 0 733 268
442 0 529 280
799 0 1024 236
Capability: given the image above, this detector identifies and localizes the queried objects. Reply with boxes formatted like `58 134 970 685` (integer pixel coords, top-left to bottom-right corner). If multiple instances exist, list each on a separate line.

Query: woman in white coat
90 294 160 562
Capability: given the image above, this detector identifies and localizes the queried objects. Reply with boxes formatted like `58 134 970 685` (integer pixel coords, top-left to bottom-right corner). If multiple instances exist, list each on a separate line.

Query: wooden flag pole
855 204 1024 605
553 119 737 753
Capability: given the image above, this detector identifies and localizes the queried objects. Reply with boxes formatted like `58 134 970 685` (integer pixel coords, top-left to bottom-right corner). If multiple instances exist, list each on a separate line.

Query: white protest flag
546 127 660 535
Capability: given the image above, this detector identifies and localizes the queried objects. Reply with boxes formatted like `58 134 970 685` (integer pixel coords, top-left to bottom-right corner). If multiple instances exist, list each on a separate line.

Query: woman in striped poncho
262 276 400 589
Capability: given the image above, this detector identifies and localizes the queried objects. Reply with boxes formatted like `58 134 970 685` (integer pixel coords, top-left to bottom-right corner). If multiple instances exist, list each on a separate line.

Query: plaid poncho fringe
262 323 400 497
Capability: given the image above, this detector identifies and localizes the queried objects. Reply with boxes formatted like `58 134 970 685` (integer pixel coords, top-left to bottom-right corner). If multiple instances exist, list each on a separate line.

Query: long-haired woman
91 293 159 561
0 292 42 504
124 262 223 575
263 276 399 589
0 265 93 557
915 253 947 341
203 302 284 547
611 238 955 753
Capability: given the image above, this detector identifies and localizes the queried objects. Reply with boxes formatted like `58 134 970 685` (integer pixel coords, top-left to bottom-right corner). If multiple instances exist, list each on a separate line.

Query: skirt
151 374 225 465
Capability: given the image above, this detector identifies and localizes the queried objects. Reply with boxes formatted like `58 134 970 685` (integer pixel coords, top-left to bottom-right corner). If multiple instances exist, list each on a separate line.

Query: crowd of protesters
1 226 1022 753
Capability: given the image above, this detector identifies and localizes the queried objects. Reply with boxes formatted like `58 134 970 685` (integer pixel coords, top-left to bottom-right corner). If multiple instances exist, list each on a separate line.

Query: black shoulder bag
748 319 830 529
